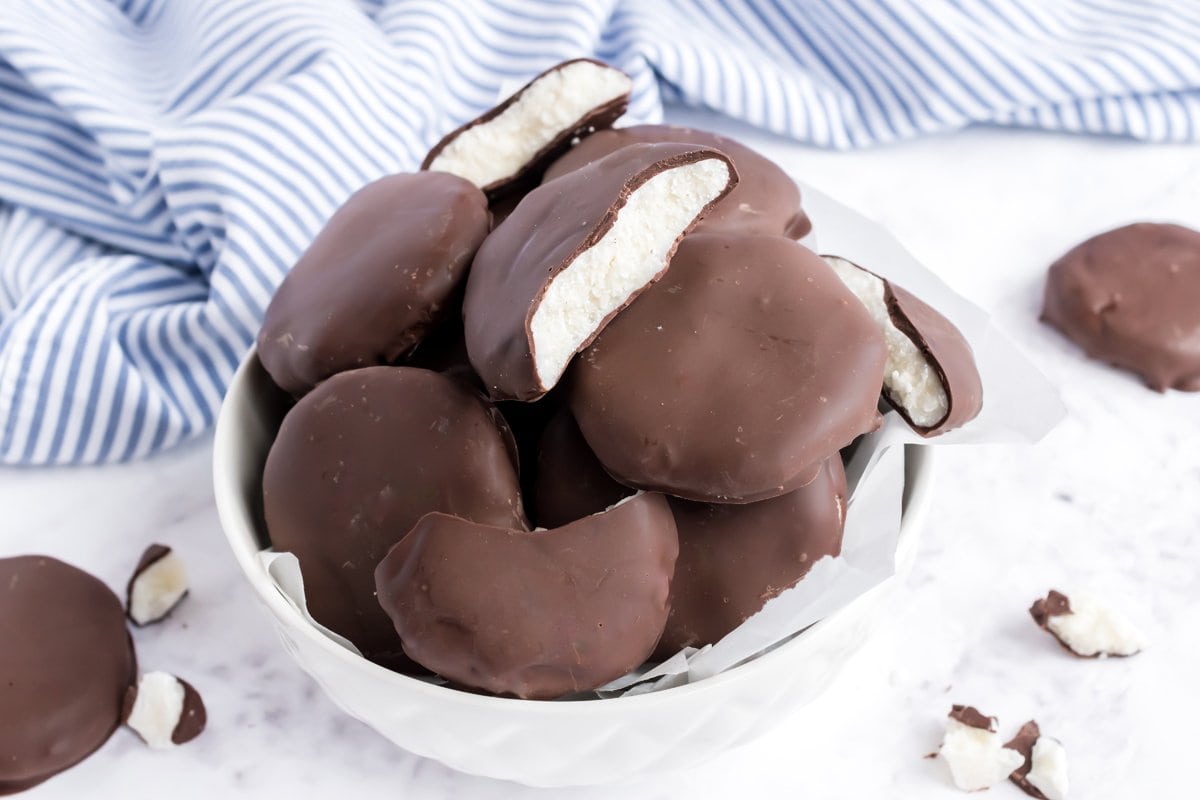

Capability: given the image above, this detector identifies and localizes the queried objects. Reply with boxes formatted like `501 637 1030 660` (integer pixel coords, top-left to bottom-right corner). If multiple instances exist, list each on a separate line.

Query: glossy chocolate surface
570 234 886 502
374 494 678 699
1043 222 1200 392
258 172 489 396
543 123 811 238
1 556 135 795
262 366 525 672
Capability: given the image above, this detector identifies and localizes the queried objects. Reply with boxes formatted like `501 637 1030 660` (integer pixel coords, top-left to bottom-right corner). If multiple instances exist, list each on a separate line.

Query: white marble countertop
4 110 1198 799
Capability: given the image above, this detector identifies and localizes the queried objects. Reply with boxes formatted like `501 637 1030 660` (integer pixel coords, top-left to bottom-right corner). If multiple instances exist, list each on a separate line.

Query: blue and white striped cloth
2 1 1198 465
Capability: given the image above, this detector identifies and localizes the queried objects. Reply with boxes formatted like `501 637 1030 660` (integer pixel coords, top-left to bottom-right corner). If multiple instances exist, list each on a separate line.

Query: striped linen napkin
1 0 1197 465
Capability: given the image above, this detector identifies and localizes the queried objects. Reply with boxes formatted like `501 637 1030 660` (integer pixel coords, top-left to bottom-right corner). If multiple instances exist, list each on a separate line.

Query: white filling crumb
126 672 185 749
428 61 632 189
529 157 731 388
129 550 188 625
942 718 1025 792
1046 592 1144 657
1027 737 1069 800
824 256 948 427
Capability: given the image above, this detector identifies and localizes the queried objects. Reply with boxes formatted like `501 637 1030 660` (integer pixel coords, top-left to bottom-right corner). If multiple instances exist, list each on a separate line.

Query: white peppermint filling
129 550 188 625
126 672 185 749
941 718 1025 792
1027 737 1070 800
824 256 949 427
1046 592 1143 657
529 157 732 389
427 61 632 189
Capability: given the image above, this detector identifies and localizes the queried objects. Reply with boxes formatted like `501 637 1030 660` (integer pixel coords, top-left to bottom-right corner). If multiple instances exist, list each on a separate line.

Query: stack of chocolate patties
258 59 984 700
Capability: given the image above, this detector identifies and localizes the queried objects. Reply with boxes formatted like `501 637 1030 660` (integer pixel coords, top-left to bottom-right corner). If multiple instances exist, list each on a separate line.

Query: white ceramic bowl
213 349 935 787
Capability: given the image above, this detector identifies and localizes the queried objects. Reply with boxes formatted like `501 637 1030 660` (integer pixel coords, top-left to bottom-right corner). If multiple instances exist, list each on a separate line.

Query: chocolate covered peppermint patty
570 234 886 503
1042 222 1200 392
422 59 632 197
262 366 525 672
543 123 811 238
824 255 983 435
375 493 678 699
464 142 736 401
1 556 136 794
258 172 489 396
655 457 846 658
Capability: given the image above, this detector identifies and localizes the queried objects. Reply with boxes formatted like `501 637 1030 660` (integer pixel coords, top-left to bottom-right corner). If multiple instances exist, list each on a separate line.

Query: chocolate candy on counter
654 457 846 658
262 366 525 672
123 672 206 749
824 255 983 436
543 123 811 238
570 234 886 503
374 493 678 699
464 143 737 401
125 543 188 627
422 59 632 198
1042 222 1200 392
532 406 632 528
1 556 136 794
258 172 489 396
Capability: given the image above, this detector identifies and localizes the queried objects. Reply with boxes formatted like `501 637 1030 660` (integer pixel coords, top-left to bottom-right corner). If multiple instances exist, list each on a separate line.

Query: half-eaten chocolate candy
263 366 525 672
655 457 846 659
258 172 490 396
123 672 206 749
569 235 885 503
543 123 811 238
823 255 982 436
126 544 188 627
1029 589 1143 658
374 493 678 700
463 142 737 401
422 59 633 197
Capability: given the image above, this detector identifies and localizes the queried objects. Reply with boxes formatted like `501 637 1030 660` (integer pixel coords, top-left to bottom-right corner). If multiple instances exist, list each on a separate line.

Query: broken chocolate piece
569 234 886 503
1042 222 1200 392
262 366 525 672
543 123 811 238
422 59 632 197
374 493 678 700
1030 590 1143 658
126 544 188 627
1006 720 1046 799
1026 737 1069 800
532 405 632 528
258 172 490 396
824 255 983 435
464 142 737 401
0 556 136 794
941 705 1024 792
123 672 206 749
655 457 846 658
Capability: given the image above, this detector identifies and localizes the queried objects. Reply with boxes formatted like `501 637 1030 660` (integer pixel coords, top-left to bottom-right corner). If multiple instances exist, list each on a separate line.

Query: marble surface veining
2 111 1198 799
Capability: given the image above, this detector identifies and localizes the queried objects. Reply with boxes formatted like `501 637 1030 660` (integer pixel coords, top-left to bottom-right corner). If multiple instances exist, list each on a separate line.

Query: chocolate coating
543 123 811 238
1042 222 1200 392
533 406 633 528
828 256 983 435
258 172 490 396
1 556 136 794
654 457 846 658
464 142 737 401
1005 720 1047 799
262 366 525 672
421 58 630 198
374 494 679 699
949 704 997 732
570 234 886 503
